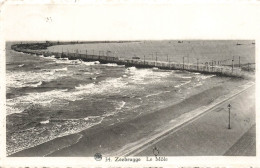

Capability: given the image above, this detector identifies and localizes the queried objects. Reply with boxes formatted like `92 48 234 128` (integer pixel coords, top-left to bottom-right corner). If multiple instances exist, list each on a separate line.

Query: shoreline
9 78 252 157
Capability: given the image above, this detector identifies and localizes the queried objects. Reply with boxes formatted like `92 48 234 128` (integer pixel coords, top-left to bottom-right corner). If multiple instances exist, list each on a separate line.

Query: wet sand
9 78 251 157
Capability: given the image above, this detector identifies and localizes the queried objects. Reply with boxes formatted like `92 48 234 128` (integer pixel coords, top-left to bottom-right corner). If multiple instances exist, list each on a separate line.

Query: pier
11 43 252 78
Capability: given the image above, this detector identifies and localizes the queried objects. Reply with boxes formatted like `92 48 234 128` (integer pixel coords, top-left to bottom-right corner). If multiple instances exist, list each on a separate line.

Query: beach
6 41 255 156
10 77 252 157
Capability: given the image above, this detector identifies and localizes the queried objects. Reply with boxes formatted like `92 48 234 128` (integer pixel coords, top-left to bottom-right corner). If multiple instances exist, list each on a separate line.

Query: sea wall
11 43 251 78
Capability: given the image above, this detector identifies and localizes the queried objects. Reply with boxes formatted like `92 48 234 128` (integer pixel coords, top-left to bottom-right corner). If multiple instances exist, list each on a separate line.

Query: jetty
11 42 253 78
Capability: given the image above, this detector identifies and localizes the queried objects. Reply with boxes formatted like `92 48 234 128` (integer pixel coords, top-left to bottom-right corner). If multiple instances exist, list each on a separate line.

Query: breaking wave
126 67 172 84
116 101 126 110
6 70 67 89
174 80 191 88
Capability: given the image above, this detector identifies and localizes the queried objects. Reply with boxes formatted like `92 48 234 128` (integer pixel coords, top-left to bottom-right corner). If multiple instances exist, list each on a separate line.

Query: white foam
116 101 126 110
73 77 128 98
6 70 65 89
7 115 105 156
7 77 129 115
40 120 50 124
145 92 163 98
126 67 171 84
200 75 216 80
181 76 192 79
195 83 203 87
55 58 72 64
18 64 24 67
45 55 56 59
6 89 69 115
75 83 95 90
126 67 136 71
30 81 42 87
84 116 101 121
83 61 97 66
71 59 82 64
6 106 24 115
54 67 68 72
174 80 191 88
104 63 118 67
58 57 68 60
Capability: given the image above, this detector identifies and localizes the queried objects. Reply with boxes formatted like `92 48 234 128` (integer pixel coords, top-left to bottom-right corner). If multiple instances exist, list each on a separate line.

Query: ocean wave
116 101 126 110
195 82 203 87
7 77 129 115
6 106 25 115
83 61 100 66
7 77 130 116
70 59 83 64
7 115 104 156
18 64 24 67
200 75 216 80
193 72 201 75
75 83 95 90
145 92 164 98
74 77 128 95
54 67 68 72
45 55 56 59
29 81 43 87
6 67 68 89
181 76 192 79
103 63 121 67
58 57 69 60
6 89 69 115
40 120 50 124
126 67 171 84
55 58 72 64
174 80 191 88
84 115 101 121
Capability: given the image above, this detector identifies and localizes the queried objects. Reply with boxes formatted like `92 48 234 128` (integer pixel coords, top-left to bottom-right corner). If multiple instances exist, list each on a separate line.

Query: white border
0 0 259 167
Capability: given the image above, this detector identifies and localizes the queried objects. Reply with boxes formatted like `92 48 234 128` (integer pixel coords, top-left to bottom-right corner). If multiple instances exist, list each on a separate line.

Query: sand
224 124 256 156
137 85 255 156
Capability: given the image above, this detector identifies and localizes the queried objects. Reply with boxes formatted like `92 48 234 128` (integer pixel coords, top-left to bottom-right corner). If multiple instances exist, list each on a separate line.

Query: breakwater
11 43 250 78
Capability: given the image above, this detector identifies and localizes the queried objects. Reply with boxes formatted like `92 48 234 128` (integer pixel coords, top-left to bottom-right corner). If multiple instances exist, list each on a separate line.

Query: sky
1 2 260 41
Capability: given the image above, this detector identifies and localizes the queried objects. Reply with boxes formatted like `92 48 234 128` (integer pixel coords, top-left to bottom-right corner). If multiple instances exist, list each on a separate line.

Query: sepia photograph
6 40 255 157
0 1 259 168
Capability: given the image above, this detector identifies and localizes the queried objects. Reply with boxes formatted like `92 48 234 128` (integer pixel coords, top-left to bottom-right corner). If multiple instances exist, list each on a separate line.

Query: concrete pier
11 43 250 78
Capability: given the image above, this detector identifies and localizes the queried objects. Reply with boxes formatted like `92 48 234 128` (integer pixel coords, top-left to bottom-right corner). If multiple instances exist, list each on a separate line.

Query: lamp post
228 104 231 129
183 57 185 70
197 58 199 70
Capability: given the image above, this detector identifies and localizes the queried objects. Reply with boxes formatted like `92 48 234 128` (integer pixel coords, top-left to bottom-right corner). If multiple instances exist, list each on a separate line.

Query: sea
6 42 230 155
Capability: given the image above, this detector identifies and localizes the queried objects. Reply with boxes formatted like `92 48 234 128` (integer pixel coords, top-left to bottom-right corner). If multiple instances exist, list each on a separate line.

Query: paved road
135 84 255 156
